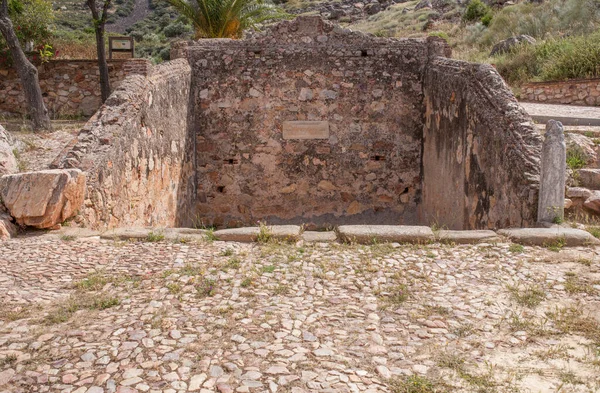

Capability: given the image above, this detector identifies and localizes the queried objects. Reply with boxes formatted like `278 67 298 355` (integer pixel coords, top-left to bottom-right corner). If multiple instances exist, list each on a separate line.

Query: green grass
508 243 525 253
379 284 410 306
566 147 588 170
240 277 253 288
564 272 597 295
44 294 120 324
544 237 566 252
262 265 276 273
221 248 234 256
195 277 216 297
507 284 546 308
586 226 600 238
146 231 165 242
389 375 439 393
224 257 241 270
75 272 110 291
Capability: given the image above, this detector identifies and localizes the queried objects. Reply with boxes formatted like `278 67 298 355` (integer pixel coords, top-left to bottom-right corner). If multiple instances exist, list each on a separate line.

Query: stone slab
576 169 600 190
436 230 502 244
302 231 337 243
100 227 207 242
337 225 434 244
214 225 301 242
100 227 153 240
498 228 600 247
282 121 329 140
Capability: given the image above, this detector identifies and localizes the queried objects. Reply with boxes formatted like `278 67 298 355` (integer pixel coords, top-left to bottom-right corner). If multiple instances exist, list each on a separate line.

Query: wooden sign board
109 36 134 59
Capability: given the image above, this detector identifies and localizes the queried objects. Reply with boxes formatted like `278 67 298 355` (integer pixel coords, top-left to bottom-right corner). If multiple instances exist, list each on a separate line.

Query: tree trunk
94 25 111 103
0 3 52 131
87 0 112 103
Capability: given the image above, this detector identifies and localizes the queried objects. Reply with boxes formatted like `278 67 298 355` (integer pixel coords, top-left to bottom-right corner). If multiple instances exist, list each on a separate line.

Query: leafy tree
0 0 52 130
86 0 112 103
165 0 287 39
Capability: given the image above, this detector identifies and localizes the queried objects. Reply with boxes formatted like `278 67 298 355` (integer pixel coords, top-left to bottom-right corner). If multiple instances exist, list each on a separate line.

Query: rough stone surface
421 57 542 229
338 225 434 243
0 124 17 176
576 168 600 190
0 169 85 228
2 235 600 392
490 35 536 56
436 230 501 244
522 78 600 107
498 228 600 246
0 59 151 117
302 231 338 242
538 120 566 223
567 186 593 199
583 190 600 213
214 225 301 242
55 17 542 231
57 59 194 229
180 17 450 229
565 132 597 165
0 201 17 240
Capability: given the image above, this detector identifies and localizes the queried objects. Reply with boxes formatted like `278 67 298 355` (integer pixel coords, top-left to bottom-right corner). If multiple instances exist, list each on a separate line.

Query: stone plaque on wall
282 121 329 140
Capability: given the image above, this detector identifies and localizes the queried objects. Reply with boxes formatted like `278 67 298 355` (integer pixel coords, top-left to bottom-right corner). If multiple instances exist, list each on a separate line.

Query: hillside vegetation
6 0 600 86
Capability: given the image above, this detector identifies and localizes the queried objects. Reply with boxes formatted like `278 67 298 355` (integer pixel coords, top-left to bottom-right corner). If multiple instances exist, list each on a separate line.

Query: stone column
538 120 566 224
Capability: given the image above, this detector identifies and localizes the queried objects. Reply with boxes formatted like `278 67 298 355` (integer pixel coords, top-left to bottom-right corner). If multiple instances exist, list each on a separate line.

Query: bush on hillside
478 0 600 46
493 30 600 85
463 0 491 24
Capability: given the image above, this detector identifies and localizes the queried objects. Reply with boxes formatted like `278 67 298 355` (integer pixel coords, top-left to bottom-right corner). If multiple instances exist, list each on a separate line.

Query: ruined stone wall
421 58 542 229
185 17 449 228
0 59 151 117
522 78 600 107
58 59 194 229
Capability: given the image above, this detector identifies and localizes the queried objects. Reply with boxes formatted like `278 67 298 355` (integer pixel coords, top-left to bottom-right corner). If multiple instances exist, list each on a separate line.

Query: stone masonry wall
421 58 542 229
522 78 600 106
57 59 194 229
184 17 450 229
0 59 151 117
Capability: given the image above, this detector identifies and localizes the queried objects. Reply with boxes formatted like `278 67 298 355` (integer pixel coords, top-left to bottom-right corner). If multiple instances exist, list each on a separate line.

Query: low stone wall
0 59 152 117
421 58 542 229
522 78 600 106
57 59 194 229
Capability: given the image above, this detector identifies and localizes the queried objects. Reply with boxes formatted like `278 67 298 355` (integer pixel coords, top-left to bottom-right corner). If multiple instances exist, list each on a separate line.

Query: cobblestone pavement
1 235 600 393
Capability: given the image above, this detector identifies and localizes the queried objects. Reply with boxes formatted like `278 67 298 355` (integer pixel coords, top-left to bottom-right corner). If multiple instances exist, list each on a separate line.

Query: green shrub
463 0 491 23
566 147 588 170
493 30 600 85
428 31 449 40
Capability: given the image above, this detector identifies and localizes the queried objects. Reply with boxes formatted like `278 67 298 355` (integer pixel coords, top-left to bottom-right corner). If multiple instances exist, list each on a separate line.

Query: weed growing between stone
146 231 165 242
507 284 546 308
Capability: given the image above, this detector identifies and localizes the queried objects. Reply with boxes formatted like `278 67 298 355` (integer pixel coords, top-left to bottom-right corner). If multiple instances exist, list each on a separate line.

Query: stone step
213 225 301 242
337 225 434 244
100 227 207 242
497 228 600 246
436 230 501 244
301 231 337 243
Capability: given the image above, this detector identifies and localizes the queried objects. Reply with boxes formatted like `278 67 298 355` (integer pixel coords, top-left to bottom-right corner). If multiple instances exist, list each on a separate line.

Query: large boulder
0 201 17 240
0 169 86 229
490 35 536 56
0 124 17 176
566 133 597 165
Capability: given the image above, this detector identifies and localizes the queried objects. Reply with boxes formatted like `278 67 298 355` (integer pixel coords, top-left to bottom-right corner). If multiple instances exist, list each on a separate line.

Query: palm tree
165 0 287 39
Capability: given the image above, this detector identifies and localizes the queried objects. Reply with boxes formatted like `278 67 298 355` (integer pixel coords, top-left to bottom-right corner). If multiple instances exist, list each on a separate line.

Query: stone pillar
538 120 566 223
